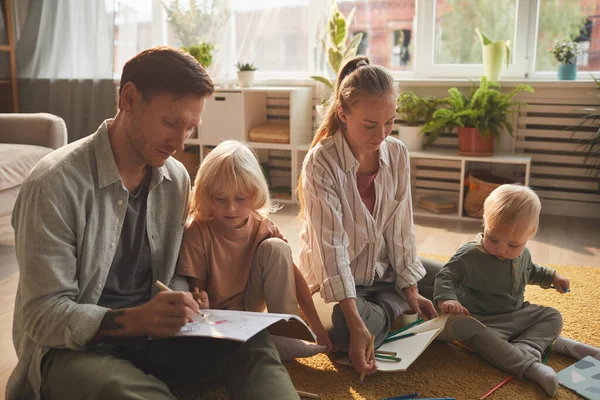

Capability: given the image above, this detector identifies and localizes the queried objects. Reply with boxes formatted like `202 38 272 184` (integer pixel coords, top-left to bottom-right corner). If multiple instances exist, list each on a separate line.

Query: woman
298 56 442 377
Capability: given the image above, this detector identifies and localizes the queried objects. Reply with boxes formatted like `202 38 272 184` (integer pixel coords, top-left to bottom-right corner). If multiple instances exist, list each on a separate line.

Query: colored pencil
387 318 424 338
450 340 475 352
360 335 375 384
297 390 320 399
480 375 514 399
375 350 397 356
383 332 416 343
543 350 551 364
375 354 402 362
480 346 550 399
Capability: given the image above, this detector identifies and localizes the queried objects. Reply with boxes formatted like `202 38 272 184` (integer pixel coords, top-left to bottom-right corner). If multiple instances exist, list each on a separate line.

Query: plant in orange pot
421 77 534 156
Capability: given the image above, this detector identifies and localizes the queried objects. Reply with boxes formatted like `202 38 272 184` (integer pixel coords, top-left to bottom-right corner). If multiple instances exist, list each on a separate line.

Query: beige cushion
0 144 53 191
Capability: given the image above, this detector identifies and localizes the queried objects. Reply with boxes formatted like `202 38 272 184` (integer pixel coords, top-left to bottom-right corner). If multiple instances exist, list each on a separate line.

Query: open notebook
175 309 316 342
338 314 485 372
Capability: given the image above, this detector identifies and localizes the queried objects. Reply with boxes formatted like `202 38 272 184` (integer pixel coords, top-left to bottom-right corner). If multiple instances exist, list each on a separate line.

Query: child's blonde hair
189 140 278 221
483 184 541 237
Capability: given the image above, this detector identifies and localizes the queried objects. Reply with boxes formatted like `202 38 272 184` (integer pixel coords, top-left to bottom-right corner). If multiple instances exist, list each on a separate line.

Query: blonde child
177 140 332 352
434 184 568 396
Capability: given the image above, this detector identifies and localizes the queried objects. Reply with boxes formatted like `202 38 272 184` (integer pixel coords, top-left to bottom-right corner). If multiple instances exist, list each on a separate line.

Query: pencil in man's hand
154 280 204 317
359 335 375 384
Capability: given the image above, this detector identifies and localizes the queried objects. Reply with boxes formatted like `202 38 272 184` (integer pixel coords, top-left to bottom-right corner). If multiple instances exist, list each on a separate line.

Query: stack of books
417 196 457 214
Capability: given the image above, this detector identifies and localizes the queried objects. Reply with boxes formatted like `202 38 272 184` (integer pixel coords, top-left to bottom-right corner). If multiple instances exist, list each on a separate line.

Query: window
433 0 517 65
230 1 310 74
535 0 599 73
338 0 417 72
113 0 600 80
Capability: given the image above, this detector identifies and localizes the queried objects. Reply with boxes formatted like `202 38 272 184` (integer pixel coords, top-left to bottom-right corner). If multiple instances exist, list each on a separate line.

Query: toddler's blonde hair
188 140 278 222
483 184 541 237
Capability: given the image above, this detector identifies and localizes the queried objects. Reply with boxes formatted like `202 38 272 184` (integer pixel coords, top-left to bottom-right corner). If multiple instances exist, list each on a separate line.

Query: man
7 46 299 400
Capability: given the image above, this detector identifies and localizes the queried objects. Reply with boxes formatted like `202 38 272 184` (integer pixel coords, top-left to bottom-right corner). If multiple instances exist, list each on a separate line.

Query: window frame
131 0 598 81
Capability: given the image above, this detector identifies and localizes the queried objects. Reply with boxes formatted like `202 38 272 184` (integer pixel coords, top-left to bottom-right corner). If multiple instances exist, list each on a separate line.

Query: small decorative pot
237 71 255 87
557 63 577 80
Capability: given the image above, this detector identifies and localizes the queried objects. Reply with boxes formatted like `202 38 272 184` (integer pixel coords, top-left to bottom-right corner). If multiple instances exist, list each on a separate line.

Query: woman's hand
338 298 376 376
403 286 438 319
438 300 470 315
348 324 376 376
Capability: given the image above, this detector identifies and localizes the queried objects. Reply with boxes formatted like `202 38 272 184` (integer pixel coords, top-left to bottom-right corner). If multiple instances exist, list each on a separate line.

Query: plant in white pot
550 40 582 80
396 91 439 151
236 63 257 87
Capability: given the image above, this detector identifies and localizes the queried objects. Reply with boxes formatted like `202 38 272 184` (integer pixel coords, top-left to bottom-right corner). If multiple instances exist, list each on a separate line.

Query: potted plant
550 40 582 80
421 77 534 156
310 0 363 119
236 63 257 88
396 92 440 151
182 43 215 68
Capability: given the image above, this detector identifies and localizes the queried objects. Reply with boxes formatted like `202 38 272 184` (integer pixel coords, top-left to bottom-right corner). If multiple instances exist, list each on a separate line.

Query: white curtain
15 0 116 141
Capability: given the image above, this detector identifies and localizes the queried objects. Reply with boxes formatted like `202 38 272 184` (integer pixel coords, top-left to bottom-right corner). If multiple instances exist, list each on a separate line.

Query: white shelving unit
409 149 532 221
181 86 313 203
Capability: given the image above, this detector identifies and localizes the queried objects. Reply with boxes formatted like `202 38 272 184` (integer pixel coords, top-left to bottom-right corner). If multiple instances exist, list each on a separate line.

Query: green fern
421 77 534 147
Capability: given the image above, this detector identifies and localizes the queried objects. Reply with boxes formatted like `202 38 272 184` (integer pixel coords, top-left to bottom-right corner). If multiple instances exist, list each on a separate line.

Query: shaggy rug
183 256 600 400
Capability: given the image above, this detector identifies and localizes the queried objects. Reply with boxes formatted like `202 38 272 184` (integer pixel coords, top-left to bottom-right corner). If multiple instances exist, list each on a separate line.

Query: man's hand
403 286 438 319
438 300 470 316
130 291 199 338
552 273 570 293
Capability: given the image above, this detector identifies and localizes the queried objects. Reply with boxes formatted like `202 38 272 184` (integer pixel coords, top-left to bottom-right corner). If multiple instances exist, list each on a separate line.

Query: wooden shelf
0 45 10 52
0 79 11 84
409 149 532 222
409 149 532 165
183 87 313 203
247 142 292 151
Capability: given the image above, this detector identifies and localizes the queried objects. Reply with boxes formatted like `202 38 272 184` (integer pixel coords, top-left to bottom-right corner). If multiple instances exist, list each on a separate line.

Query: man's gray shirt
98 171 153 309
7 120 191 400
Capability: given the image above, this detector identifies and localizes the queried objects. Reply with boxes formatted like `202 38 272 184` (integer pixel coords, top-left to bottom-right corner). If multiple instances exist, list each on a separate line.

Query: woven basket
463 171 513 218
248 124 290 144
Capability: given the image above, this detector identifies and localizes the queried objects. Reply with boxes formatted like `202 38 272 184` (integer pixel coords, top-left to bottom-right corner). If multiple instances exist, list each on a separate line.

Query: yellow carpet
196 256 599 400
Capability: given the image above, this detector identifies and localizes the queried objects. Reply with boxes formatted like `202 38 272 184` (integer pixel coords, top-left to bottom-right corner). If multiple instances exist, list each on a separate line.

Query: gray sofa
0 113 67 217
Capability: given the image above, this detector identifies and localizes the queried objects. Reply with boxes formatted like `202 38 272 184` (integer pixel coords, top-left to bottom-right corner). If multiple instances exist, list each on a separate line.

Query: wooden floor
0 209 598 399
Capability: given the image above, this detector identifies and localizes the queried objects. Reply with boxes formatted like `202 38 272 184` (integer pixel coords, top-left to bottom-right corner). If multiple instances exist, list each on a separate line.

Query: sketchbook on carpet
337 313 486 372
174 309 316 343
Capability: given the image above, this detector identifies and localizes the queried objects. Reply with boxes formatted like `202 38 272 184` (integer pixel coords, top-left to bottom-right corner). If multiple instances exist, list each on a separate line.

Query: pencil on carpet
480 343 553 399
480 375 514 399
297 389 320 399
155 280 204 317
449 340 474 352
359 335 375 384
